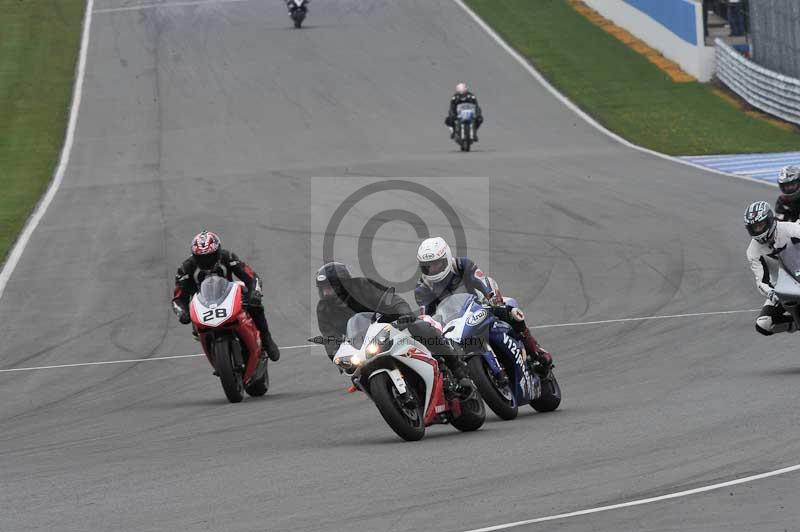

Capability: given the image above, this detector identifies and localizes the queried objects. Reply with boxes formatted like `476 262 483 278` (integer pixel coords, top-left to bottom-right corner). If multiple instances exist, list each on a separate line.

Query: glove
768 289 780 305
173 302 191 324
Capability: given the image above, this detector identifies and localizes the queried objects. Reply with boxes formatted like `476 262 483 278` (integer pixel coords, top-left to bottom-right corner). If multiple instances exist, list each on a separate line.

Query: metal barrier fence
749 0 800 79
715 38 800 126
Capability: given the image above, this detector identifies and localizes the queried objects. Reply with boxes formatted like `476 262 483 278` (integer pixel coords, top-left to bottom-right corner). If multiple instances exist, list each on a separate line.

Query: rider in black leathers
775 166 800 222
314 262 474 393
445 82 483 141
172 231 280 361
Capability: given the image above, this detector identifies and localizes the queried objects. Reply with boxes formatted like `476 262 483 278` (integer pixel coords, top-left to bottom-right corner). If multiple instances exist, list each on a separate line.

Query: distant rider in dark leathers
775 166 800 223
315 262 475 394
414 237 554 376
172 231 281 361
445 82 483 141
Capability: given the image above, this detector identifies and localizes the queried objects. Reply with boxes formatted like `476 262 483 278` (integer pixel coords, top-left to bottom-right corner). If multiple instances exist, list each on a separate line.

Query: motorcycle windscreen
456 103 476 122
776 244 800 300
780 243 800 282
434 292 474 325
197 276 234 307
345 312 373 349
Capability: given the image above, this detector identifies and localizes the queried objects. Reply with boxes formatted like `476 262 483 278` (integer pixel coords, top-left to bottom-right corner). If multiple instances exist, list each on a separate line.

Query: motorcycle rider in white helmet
414 237 553 375
744 200 800 335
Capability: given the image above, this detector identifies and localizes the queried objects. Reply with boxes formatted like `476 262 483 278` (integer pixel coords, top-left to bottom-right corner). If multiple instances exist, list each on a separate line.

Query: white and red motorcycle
190 276 269 403
328 289 485 441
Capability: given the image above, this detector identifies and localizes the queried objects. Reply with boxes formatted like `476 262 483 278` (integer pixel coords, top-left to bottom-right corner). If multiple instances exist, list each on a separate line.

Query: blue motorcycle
435 292 561 420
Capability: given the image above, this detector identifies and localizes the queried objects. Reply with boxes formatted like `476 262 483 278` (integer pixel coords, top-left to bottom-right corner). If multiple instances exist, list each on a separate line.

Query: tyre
450 388 485 432
530 372 561 413
294 18 302 28
370 372 425 441
467 356 517 420
215 340 244 403
246 362 269 397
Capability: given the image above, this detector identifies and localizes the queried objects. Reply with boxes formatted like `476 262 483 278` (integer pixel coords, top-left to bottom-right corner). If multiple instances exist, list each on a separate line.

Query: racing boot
521 332 553 378
442 355 475 399
449 127 455 139
263 334 281 362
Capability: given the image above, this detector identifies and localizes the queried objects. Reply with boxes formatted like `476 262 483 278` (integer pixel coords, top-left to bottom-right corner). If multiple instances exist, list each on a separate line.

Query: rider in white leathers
745 201 800 335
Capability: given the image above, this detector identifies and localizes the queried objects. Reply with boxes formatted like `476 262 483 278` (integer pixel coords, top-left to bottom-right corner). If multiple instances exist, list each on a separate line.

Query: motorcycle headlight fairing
365 327 393 359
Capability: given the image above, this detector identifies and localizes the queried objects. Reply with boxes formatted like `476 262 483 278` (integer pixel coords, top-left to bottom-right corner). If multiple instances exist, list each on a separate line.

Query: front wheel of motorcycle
530 372 561 413
467 356 517 420
370 372 425 441
215 340 244 403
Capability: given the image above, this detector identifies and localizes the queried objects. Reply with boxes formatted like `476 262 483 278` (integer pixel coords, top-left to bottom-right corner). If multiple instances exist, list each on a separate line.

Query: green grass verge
465 0 800 155
0 1 85 263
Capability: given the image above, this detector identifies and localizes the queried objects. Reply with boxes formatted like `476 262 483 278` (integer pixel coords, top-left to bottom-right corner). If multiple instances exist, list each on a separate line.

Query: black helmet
744 201 777 245
778 166 800 199
316 262 352 300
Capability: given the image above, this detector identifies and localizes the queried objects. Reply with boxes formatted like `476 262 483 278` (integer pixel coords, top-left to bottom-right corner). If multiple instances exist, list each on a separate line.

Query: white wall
582 0 715 82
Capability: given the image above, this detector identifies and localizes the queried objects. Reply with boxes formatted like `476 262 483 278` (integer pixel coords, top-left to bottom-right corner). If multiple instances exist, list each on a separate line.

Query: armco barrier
715 38 800 126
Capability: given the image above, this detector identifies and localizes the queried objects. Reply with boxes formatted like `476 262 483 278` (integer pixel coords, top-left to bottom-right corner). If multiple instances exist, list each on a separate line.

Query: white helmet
455 82 468 95
417 237 454 283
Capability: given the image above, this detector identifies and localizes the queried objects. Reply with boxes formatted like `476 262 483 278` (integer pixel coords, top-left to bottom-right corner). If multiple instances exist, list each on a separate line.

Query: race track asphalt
1 1 799 531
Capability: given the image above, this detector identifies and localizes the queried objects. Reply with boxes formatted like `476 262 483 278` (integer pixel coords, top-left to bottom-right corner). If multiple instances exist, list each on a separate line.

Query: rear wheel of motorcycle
467 356 517 420
530 372 561 413
245 363 269 397
294 19 302 28
215 340 244 403
370 372 425 441
450 388 486 432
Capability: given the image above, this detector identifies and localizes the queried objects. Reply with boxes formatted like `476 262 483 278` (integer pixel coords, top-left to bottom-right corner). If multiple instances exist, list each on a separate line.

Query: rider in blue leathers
414 237 553 375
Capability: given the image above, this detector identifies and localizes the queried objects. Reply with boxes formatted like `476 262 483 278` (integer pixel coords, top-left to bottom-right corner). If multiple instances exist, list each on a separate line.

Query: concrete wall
583 0 716 81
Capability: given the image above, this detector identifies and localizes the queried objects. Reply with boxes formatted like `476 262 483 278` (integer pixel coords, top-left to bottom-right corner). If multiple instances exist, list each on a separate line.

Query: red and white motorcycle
190 275 269 403
329 289 485 441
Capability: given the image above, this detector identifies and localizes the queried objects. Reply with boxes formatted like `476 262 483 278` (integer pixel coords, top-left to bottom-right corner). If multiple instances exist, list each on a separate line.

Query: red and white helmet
191 231 221 270
417 237 454 283
455 82 468 95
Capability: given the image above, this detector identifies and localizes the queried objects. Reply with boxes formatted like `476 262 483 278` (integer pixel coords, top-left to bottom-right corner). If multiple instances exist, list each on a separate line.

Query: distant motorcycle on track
435 292 561 420
453 102 478 152
190 275 269 403
288 0 309 28
324 289 486 441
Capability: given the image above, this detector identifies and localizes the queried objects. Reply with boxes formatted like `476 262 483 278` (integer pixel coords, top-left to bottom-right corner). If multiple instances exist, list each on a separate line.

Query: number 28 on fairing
202 308 228 322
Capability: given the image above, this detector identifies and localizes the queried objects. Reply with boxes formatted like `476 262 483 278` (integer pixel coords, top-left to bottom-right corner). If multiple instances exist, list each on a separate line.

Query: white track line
0 344 317 373
94 0 248 14
462 463 800 532
450 0 777 190
0 309 758 373
530 308 759 329
0 0 95 303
